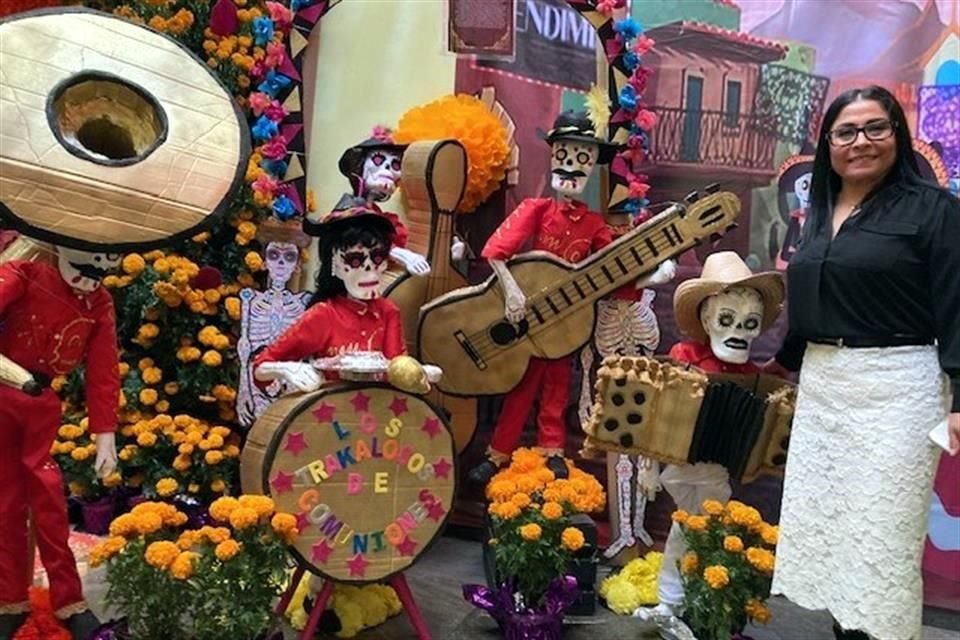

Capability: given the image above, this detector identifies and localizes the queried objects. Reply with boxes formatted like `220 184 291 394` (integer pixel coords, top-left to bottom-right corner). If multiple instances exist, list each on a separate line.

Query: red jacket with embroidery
254 295 407 372
669 340 760 375
481 198 613 263
0 261 119 433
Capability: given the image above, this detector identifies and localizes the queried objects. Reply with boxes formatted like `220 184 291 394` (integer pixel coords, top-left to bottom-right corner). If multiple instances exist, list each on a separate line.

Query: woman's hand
949 412 960 454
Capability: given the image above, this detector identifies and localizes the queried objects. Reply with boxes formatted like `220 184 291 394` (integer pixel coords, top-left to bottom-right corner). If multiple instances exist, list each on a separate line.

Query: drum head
241 383 458 583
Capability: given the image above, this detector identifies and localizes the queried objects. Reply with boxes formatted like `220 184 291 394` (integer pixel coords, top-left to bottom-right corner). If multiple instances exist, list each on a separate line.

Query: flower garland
593 1 657 221
598 550 662 615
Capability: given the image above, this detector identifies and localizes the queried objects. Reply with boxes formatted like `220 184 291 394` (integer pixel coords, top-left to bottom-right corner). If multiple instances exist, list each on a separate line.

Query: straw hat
673 252 785 343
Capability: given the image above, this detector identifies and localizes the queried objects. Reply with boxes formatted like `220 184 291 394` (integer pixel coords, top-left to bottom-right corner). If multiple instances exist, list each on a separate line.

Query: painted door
681 75 703 162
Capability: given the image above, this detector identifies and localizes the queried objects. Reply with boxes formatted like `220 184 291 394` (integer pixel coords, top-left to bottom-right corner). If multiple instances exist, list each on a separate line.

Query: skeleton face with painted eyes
794 172 812 210
332 242 390 300
361 150 403 202
264 241 300 288
57 247 121 293
699 286 764 364
550 141 599 197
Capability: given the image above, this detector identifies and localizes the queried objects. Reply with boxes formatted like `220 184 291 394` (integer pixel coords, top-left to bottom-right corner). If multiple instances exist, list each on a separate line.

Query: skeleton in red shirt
255 201 440 393
467 111 673 485
0 249 121 638
637 251 784 619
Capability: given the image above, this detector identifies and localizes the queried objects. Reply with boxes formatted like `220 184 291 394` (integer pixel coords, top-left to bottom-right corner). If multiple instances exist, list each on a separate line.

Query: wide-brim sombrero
674 251 785 344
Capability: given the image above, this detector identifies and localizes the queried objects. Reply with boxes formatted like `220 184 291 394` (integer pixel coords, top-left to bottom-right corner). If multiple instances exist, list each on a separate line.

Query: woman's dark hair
806 85 922 237
309 215 395 306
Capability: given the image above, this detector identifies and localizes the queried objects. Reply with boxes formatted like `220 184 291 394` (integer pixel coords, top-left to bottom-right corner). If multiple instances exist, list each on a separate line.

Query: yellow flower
135 512 164 536
155 400 170 413
702 499 725 516
205 450 224 465
760 524 779 546
745 598 772 624
519 523 542 542
210 496 241 522
137 431 158 447
271 512 299 543
703 565 730 589
511 492 531 509
730 504 763 528
164 382 180 395
239 495 275 518
681 551 699 575
210 478 227 493
488 501 520 520
118 362 131 377
170 551 199 580
67 480 86 496
237 221 257 239
173 454 192 472
561 527 585 552
671 509 689 525
145 540 180 570
541 501 563 520
202 350 222 367
685 515 708 532
142 366 163 384
155 478 179 497
215 539 242 561
139 388 158 406
70 447 91 461
177 346 202 363
89 536 126 567
225 296 241 320
228 506 259 530
723 535 744 553
122 253 146 275
746 547 776 574
102 471 123 488
244 251 264 271
212 384 236 402
102 275 121 289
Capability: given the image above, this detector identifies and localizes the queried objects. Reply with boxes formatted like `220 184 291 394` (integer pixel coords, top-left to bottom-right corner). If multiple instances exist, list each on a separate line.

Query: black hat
540 110 618 164
338 129 408 186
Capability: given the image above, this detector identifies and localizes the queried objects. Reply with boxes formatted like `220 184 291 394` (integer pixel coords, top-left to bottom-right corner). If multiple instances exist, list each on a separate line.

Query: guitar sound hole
489 319 528 346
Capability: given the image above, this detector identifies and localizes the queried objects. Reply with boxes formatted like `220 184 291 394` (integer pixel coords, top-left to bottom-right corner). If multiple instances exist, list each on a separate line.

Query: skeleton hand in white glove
451 238 467 261
634 259 677 289
391 247 432 277
490 259 526 323
255 361 324 394
422 364 443 383
94 432 118 479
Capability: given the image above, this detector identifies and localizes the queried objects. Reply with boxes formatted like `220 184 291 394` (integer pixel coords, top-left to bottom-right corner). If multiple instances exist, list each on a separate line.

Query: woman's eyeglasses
827 120 896 147
340 247 390 269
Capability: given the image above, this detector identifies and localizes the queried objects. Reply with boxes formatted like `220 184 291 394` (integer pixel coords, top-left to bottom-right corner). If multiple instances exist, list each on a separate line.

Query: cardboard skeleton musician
467 109 673 486
254 199 441 396
0 9 248 638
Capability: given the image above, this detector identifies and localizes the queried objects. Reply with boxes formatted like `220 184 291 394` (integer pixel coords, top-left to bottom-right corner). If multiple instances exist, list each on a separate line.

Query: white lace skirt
771 344 949 640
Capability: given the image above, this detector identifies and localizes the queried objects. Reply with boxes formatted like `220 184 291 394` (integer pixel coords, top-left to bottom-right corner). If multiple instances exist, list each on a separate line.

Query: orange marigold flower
229 506 259 530
746 547 776 574
145 540 180 570
170 551 198 580
681 551 699 575
541 501 563 520
215 539 242 561
702 499 725 516
685 515 708 532
560 527 585 552
703 565 729 589
723 535 744 553
519 523 542 542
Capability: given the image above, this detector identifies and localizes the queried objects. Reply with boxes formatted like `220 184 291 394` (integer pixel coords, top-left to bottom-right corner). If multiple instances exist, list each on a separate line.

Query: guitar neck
522 205 690 327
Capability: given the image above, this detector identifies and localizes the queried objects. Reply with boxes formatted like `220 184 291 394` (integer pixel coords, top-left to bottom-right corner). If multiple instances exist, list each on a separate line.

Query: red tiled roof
645 21 788 63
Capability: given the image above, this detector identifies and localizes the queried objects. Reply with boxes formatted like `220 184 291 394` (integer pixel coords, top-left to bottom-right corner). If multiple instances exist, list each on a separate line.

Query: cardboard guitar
383 139 479 453
417 188 742 396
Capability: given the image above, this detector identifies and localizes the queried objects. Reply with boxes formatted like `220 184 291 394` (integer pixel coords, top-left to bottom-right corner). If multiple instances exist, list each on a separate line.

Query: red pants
0 386 85 617
489 356 571 459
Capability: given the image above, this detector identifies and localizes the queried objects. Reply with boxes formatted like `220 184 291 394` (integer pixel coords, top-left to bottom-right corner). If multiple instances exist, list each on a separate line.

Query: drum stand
275 565 432 640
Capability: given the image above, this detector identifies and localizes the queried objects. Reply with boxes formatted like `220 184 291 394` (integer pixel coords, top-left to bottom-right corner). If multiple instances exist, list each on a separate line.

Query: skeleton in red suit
0 248 121 640
636 251 784 620
254 201 440 393
467 111 673 485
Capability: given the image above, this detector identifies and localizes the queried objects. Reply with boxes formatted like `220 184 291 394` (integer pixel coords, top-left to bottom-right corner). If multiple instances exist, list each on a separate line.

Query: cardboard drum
0 9 249 251
241 383 457 582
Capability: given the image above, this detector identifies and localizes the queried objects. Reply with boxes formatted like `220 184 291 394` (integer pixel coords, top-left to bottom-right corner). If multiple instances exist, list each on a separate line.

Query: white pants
658 462 732 606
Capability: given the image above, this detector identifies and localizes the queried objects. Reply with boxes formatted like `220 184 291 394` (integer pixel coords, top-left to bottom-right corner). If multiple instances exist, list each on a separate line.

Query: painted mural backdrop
451 0 958 601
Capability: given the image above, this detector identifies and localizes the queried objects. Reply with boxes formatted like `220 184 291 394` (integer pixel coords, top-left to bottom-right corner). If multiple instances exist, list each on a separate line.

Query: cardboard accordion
582 355 796 484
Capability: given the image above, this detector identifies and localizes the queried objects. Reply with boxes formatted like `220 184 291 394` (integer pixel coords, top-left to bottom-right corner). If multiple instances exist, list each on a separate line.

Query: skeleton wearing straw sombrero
635 251 784 619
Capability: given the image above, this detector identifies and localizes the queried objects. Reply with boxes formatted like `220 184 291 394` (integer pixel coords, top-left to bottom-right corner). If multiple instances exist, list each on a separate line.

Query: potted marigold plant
463 448 605 639
90 496 297 640
675 499 778 640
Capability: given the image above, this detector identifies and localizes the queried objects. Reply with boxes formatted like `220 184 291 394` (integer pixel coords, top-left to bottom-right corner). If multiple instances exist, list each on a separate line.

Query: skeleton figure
57 248 121 293
550 139 599 198
699 287 764 364
237 233 310 429
775 152 814 270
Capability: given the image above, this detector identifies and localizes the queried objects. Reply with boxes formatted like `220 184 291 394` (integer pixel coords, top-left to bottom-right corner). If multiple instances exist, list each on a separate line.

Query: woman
253 201 407 392
764 86 960 640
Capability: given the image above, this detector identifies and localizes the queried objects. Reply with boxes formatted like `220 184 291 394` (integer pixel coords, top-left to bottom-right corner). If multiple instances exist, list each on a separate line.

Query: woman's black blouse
775 181 960 411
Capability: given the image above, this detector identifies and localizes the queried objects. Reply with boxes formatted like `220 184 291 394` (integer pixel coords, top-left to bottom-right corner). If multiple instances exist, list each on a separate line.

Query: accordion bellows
582 355 796 484
0 9 248 251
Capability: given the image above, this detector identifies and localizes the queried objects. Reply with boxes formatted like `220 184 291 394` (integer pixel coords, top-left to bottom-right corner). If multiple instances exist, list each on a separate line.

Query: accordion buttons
603 418 619 432
633 391 646 405
611 393 625 406
627 413 643 424
619 433 634 448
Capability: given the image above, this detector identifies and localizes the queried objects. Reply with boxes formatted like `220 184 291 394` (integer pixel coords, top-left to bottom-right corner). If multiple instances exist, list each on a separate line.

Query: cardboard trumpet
0 353 42 396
